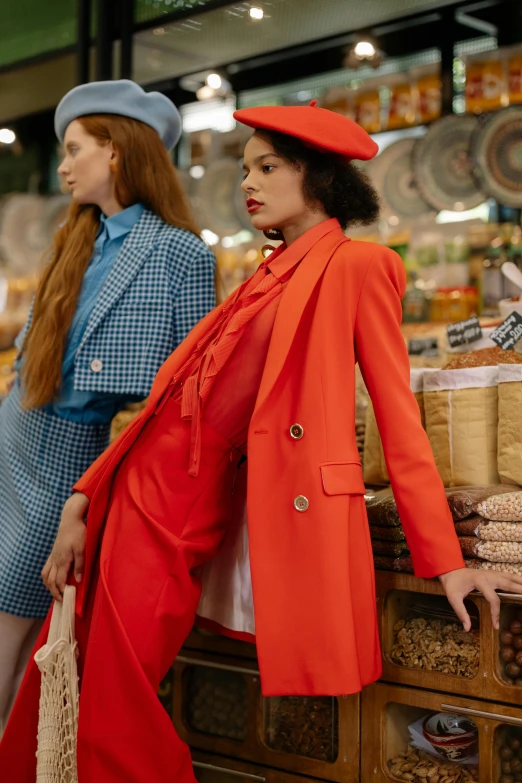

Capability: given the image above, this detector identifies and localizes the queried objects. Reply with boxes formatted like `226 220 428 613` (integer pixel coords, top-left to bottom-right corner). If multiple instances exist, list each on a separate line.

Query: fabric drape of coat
72 218 465 696
0 219 467 783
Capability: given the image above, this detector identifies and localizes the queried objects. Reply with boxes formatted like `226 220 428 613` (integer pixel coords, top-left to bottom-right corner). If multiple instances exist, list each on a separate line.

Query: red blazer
74 219 464 696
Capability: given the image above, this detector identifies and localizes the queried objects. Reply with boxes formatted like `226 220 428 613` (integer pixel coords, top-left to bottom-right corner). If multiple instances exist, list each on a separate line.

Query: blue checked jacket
16 208 216 398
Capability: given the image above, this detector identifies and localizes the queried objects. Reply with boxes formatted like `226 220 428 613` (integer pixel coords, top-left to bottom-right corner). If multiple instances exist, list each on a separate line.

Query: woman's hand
41 492 90 602
439 568 522 631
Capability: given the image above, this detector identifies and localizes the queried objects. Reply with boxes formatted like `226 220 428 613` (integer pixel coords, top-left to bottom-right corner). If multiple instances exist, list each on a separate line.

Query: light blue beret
54 79 182 150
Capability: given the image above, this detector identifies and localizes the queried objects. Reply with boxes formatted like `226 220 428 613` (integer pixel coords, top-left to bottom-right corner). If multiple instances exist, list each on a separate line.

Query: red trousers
0 397 239 782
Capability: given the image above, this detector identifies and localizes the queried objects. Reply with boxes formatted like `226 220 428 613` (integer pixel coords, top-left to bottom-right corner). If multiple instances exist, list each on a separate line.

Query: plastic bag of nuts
477 521 522 542
447 485 520 520
481 561 522 576
474 540 522 563
477 491 522 522
388 745 478 782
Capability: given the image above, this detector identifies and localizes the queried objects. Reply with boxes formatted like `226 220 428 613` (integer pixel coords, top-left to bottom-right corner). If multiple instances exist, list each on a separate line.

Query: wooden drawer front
192 751 345 783
173 651 360 782
361 681 522 783
184 627 258 660
377 571 488 699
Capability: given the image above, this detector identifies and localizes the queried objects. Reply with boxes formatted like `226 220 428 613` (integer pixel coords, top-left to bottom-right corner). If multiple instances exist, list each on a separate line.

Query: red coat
74 219 464 696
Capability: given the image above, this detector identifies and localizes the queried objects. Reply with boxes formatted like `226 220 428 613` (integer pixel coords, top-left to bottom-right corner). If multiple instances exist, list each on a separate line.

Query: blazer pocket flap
320 461 366 496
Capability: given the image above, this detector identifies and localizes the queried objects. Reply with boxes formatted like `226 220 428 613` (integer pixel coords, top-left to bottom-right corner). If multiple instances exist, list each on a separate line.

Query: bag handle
46 586 76 647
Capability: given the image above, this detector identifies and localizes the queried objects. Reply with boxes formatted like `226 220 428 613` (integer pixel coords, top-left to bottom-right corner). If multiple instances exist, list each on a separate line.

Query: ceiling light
190 165 205 179
207 73 222 90
196 85 215 101
345 39 383 70
0 129 16 144
354 41 376 58
250 6 264 19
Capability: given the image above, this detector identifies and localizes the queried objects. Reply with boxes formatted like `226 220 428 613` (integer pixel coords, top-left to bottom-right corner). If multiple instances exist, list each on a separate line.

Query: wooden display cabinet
377 571 491 699
184 626 257 660
172 650 360 782
361 681 522 783
192 751 346 782
377 571 522 707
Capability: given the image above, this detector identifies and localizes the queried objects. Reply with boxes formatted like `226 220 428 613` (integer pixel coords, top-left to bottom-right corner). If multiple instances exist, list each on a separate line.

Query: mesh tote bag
34 585 79 783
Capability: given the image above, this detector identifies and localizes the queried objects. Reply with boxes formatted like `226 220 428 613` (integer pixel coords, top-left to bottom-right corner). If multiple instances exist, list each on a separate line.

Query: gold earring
109 161 117 173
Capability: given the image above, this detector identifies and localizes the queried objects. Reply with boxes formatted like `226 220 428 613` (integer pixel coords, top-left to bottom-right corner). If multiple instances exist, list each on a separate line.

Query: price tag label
490 312 522 350
446 316 483 349
408 337 439 357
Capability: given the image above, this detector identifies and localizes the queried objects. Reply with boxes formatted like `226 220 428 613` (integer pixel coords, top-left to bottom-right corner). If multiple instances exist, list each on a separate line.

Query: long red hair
21 114 201 409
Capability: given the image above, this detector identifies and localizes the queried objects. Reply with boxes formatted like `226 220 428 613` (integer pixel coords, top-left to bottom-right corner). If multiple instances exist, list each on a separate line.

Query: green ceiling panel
1 0 76 68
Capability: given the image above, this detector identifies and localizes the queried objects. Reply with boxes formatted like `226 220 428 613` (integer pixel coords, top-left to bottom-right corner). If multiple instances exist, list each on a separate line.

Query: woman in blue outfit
0 79 216 731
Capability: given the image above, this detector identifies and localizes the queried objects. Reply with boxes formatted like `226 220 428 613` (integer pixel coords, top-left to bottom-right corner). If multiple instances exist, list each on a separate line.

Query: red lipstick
246 198 262 213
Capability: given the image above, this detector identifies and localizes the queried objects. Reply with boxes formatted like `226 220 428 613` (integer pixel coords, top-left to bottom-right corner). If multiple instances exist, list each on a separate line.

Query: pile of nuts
265 696 339 761
498 731 522 782
499 614 522 685
392 617 480 678
443 347 522 370
185 666 248 741
388 745 478 782
477 492 522 522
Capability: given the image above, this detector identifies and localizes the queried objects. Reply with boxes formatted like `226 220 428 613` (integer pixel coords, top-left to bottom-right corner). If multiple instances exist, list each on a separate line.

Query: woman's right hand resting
42 492 90 602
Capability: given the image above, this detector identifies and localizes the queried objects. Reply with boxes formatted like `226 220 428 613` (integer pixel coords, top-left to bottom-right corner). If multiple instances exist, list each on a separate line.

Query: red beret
233 101 379 162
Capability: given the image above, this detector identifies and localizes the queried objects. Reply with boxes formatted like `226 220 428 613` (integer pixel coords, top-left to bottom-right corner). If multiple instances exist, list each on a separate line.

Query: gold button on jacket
294 495 309 512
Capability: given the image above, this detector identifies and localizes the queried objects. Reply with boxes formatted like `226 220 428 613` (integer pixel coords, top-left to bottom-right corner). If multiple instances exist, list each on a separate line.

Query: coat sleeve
354 246 465 578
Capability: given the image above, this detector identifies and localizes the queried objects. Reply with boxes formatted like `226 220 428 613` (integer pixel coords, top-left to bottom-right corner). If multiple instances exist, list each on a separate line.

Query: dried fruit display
184 666 248 741
264 696 339 762
388 745 478 782
498 729 522 782
498 610 522 686
391 617 479 678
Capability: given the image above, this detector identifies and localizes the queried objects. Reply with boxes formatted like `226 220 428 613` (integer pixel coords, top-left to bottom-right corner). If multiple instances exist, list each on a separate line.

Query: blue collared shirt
47 203 145 424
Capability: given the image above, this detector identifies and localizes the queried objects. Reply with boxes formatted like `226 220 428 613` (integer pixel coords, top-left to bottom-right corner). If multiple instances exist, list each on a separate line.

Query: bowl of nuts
423 713 478 761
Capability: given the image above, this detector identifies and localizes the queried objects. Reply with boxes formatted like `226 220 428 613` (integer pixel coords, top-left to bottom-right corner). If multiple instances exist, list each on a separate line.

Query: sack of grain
474 540 522 563
476 520 522 541
363 369 427 486
424 367 499 487
497 364 522 487
446 484 519 519
477 490 522 521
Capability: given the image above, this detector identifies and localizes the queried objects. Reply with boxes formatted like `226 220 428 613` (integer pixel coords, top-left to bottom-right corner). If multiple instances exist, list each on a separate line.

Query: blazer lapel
253 230 349 417
78 209 163 350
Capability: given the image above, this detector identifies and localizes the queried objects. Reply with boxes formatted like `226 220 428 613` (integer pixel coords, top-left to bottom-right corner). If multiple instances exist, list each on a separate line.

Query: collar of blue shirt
98 202 145 242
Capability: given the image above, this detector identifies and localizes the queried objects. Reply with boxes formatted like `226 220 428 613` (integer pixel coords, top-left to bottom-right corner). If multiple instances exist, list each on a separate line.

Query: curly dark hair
257 129 380 230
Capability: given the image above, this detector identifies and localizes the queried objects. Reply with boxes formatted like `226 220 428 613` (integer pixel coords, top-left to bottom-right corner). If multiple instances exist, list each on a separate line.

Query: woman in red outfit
3 104 522 783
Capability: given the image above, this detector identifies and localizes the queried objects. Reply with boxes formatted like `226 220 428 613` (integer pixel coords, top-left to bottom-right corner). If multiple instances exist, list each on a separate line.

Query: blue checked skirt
0 383 110 618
